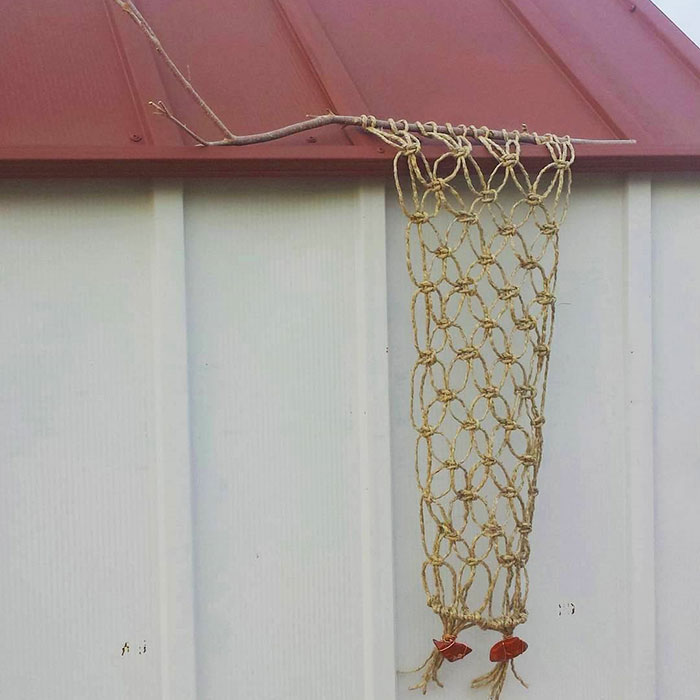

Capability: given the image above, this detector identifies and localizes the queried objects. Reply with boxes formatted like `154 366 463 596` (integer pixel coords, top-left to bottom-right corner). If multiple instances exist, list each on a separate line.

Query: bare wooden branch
148 101 211 146
186 114 637 147
113 0 637 149
114 0 235 140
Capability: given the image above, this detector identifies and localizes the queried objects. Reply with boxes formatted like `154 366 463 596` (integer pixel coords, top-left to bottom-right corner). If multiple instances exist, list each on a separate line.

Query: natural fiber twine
361 116 574 699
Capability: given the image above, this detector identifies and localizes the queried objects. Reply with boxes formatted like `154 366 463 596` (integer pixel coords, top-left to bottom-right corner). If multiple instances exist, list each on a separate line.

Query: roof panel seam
500 0 647 140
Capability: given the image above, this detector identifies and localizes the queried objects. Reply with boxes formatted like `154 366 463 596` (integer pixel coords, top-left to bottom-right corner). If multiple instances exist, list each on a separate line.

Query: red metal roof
2 0 700 176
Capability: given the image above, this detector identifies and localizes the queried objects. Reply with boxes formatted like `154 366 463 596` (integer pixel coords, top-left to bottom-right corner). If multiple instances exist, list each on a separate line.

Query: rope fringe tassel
471 658 528 699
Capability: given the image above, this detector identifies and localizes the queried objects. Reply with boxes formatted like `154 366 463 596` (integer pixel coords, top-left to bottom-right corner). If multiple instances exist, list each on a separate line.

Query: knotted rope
361 116 574 699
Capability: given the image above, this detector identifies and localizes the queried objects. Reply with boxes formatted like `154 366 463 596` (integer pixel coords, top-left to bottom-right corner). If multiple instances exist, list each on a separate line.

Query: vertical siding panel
355 182 397 700
185 180 392 699
0 181 161 700
623 175 656 700
151 180 197 700
651 175 700 700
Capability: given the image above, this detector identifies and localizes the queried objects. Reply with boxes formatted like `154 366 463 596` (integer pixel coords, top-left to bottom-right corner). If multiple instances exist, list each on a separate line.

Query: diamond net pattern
362 118 574 697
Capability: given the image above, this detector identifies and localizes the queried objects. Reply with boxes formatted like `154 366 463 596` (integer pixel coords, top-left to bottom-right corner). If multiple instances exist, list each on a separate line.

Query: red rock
489 636 528 662
433 634 472 662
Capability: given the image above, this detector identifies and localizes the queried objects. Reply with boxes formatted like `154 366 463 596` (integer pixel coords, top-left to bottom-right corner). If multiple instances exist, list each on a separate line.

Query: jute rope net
361 117 574 699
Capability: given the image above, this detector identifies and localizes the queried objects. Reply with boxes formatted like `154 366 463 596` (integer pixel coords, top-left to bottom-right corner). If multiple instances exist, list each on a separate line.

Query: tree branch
113 0 637 148
114 0 235 140
189 113 637 147
148 100 211 146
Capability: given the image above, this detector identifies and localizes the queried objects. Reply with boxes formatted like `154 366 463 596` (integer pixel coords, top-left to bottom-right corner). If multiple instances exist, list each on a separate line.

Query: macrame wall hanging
111 4 632 698
361 117 575 699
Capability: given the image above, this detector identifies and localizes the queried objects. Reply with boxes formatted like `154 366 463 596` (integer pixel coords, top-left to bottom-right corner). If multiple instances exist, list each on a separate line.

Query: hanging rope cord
360 116 574 699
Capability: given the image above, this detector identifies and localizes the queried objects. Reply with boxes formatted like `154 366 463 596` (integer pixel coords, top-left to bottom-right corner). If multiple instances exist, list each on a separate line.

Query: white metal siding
183 180 394 700
0 174 696 699
0 181 162 700
650 175 700 700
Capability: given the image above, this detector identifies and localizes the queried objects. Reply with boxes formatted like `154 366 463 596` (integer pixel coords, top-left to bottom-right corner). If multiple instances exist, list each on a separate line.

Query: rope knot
497 553 518 567
514 316 536 331
455 276 478 295
516 384 536 399
500 153 519 168
466 556 480 566
526 191 544 206
435 245 452 259
498 352 516 365
461 416 480 430
500 486 518 499
477 251 496 266
479 384 499 399
540 222 559 236
497 284 519 300
436 315 452 329
480 189 497 203
532 414 546 427
439 522 461 541
452 146 471 159
517 522 533 534
359 114 377 129
443 458 460 470
535 291 556 305
482 520 504 538
418 424 437 438
426 178 447 193
498 417 518 431
413 120 428 136
458 489 479 502
554 158 569 170
520 453 536 466
479 317 498 332
519 256 539 270
498 224 517 237
437 388 456 403
498 617 520 633
418 349 437 366
535 343 550 356
410 210 430 224
418 280 437 293
456 345 479 360
456 211 478 225
388 117 409 134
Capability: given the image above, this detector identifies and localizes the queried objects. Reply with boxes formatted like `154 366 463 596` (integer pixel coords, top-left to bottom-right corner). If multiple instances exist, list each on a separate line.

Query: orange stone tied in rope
432 634 472 662
489 636 528 662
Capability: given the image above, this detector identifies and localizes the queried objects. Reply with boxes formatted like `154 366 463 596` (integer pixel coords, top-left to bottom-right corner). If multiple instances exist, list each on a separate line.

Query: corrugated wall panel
183 180 394 700
651 174 700 700
0 181 162 699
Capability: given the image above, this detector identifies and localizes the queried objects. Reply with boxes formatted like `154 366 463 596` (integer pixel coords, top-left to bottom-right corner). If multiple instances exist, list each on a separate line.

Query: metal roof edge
1 144 699 177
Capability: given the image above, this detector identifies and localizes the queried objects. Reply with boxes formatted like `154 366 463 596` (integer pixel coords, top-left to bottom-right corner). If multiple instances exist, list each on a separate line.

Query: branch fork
113 0 636 149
